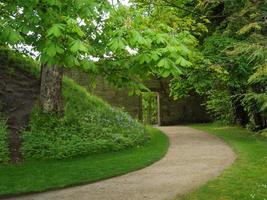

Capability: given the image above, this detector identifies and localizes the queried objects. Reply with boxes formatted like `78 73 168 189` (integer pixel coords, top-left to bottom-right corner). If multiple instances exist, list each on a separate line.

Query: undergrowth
0 46 150 160
21 78 150 160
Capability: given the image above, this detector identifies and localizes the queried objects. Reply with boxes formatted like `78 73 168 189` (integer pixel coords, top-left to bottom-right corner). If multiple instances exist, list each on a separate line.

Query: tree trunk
40 64 64 115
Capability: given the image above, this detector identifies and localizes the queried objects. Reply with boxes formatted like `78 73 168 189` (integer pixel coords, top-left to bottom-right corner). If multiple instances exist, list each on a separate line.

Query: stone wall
158 92 210 125
66 70 142 119
66 70 210 125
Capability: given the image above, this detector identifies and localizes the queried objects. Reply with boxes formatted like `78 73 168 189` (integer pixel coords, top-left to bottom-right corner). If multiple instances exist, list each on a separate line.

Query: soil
0 65 39 163
6 126 236 200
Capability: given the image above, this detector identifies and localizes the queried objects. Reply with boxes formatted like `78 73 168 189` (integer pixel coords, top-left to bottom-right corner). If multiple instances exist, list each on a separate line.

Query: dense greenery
0 1 266 198
0 127 168 197
0 0 202 91
160 0 267 130
0 0 207 162
22 78 149 160
0 47 150 162
179 124 267 200
0 119 8 163
142 92 158 125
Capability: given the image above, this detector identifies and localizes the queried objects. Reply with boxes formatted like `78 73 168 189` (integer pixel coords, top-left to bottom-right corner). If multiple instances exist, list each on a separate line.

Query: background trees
170 0 267 130
1 0 266 130
1 0 111 114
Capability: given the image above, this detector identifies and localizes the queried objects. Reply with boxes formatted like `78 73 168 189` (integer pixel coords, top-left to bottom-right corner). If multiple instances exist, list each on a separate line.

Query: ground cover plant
0 46 151 161
178 123 267 200
0 127 168 197
22 78 150 160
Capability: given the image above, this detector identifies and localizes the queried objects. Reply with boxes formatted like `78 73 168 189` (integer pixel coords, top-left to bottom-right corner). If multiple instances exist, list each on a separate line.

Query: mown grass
178 124 267 200
0 127 168 197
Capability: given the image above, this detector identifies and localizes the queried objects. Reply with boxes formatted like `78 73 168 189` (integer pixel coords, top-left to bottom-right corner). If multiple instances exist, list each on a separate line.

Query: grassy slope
0 46 152 160
0 127 168 197
22 78 149 160
179 124 267 200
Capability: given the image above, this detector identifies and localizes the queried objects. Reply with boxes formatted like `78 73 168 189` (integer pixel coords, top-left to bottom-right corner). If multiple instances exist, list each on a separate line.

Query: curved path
7 126 236 200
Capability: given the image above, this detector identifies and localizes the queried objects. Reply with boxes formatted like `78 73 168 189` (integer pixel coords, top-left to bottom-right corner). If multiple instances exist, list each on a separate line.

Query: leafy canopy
0 0 206 92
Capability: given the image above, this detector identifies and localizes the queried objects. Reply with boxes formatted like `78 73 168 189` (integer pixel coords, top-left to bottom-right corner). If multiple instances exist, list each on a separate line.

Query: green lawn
178 124 267 200
0 127 168 197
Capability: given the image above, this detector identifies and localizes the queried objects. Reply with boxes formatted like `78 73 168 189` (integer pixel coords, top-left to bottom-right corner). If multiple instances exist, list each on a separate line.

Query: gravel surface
6 126 236 200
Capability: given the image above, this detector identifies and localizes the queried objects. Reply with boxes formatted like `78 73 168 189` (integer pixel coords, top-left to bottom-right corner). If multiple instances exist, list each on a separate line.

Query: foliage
95 4 205 91
21 78 150 160
0 127 168 196
0 1 206 95
168 0 267 129
0 119 9 163
0 0 110 68
260 128 267 138
142 92 158 124
205 90 235 124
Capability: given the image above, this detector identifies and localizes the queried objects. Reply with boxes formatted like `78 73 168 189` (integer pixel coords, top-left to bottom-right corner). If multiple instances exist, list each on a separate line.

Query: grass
0 46 169 196
0 46 151 160
178 123 267 200
22 78 150 160
0 127 168 197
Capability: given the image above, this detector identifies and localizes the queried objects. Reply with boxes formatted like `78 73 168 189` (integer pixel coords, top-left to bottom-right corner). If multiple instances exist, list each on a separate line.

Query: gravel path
6 126 236 200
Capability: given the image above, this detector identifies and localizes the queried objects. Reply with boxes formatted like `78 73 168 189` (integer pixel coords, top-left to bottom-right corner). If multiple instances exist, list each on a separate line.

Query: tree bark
40 64 64 115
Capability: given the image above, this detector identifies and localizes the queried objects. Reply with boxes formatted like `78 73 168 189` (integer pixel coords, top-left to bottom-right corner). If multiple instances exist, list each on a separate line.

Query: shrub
205 90 235 124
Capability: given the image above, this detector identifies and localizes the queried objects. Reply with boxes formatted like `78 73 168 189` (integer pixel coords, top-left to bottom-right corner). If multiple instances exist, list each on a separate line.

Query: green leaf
155 34 167 44
44 42 64 57
72 24 85 37
130 30 149 46
2 28 22 44
162 70 170 78
81 60 97 72
150 51 161 61
171 66 183 76
108 37 126 51
139 54 151 64
70 40 87 53
65 55 79 66
46 0 62 7
47 24 65 38
158 58 171 68
175 56 192 67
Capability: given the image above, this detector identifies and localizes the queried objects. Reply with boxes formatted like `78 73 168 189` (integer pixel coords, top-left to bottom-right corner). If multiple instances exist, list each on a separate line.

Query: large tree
0 0 203 115
1 0 110 114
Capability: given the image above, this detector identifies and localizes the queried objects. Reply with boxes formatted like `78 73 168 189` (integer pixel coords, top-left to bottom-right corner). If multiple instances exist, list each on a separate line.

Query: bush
22 78 150 160
0 119 9 163
205 90 235 124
